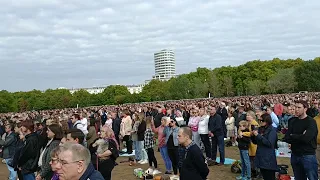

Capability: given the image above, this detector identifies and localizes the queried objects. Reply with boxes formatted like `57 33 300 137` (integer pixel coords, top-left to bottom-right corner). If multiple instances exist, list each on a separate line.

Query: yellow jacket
314 115 320 144
242 120 259 156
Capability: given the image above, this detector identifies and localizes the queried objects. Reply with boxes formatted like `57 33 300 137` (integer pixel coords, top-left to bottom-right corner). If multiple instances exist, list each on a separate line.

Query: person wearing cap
284 100 318 180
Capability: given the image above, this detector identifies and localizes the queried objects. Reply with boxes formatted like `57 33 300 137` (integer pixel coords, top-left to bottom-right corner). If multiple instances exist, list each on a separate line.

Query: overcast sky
1 0 319 92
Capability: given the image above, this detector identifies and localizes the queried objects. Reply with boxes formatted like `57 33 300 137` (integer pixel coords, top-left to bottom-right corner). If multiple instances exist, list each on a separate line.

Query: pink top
188 116 200 132
151 124 166 148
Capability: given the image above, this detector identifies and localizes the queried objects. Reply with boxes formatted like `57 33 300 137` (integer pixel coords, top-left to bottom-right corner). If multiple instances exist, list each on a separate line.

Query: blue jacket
80 163 104 180
163 126 180 147
252 126 278 171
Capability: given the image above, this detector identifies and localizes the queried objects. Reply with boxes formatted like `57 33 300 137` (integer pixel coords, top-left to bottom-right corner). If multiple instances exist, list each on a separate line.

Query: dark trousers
115 134 120 149
147 148 158 168
211 135 225 163
200 134 211 158
123 135 132 153
98 160 115 180
260 168 275 180
168 148 179 175
17 170 23 180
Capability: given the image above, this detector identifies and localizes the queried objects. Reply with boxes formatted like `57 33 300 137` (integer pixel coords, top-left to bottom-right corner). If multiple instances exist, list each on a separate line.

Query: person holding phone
252 114 278 180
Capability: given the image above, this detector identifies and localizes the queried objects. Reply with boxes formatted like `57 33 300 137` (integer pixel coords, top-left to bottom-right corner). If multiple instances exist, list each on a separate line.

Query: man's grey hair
60 142 91 167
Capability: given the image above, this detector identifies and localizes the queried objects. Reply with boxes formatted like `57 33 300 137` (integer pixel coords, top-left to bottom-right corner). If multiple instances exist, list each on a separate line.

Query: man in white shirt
71 114 88 135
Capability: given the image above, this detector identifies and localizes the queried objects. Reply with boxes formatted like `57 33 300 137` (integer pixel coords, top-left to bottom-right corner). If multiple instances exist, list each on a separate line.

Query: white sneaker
153 169 161 175
139 160 148 164
137 160 143 164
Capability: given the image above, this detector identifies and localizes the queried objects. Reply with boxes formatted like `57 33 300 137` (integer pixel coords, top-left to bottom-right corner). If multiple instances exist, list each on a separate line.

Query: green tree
267 68 297 93
295 59 320 91
0 90 15 113
247 80 265 95
100 85 131 105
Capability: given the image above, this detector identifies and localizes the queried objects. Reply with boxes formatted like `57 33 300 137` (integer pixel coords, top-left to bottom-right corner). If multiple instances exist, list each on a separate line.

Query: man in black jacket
18 120 41 180
111 111 121 147
0 123 17 180
284 100 318 180
208 106 225 165
178 127 209 180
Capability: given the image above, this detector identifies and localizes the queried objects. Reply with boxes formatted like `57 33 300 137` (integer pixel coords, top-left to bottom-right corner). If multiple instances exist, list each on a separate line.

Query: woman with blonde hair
241 110 260 178
130 112 146 165
95 126 119 180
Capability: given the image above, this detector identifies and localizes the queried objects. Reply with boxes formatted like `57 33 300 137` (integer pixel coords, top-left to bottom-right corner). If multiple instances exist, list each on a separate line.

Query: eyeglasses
54 158 84 166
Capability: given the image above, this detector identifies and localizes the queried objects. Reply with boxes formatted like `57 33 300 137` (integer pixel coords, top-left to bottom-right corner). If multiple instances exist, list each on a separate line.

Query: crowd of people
0 92 319 180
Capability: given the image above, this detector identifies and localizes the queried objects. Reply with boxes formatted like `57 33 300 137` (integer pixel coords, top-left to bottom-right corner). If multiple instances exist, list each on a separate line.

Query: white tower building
152 49 176 81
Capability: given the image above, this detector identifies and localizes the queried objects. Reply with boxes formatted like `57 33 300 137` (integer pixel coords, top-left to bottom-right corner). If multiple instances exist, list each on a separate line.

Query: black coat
112 117 121 136
137 121 146 141
18 132 41 174
208 113 223 137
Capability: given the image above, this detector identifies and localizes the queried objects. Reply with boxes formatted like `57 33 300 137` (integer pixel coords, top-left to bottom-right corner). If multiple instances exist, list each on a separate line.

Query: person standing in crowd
236 121 251 180
36 124 63 180
48 147 61 180
188 109 201 147
55 143 104 180
314 112 320 174
111 111 121 148
175 110 185 126
284 100 318 180
164 118 180 175
130 112 145 165
208 106 225 165
242 110 260 178
35 121 48 150
152 116 172 174
198 108 211 160
120 110 133 154
307 100 319 118
217 102 228 138
12 126 25 180
18 120 41 180
86 117 98 147
95 126 119 180
281 102 293 130
178 127 209 180
225 111 236 146
252 114 278 180
65 128 85 145
0 123 17 180
144 116 160 174
154 106 165 128
101 110 107 126
71 114 88 139
266 107 280 128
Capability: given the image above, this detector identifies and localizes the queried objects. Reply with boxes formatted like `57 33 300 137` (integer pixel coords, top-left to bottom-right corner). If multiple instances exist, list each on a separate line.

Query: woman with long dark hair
252 114 278 180
36 124 63 180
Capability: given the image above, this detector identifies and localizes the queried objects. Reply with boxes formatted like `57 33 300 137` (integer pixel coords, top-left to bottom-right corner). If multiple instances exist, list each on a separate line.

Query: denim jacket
163 126 180 146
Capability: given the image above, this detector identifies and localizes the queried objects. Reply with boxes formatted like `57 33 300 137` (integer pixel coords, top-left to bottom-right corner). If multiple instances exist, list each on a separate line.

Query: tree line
1 57 320 113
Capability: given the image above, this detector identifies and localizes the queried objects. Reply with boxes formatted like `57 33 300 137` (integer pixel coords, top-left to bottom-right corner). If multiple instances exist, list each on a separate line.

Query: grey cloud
0 0 319 92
